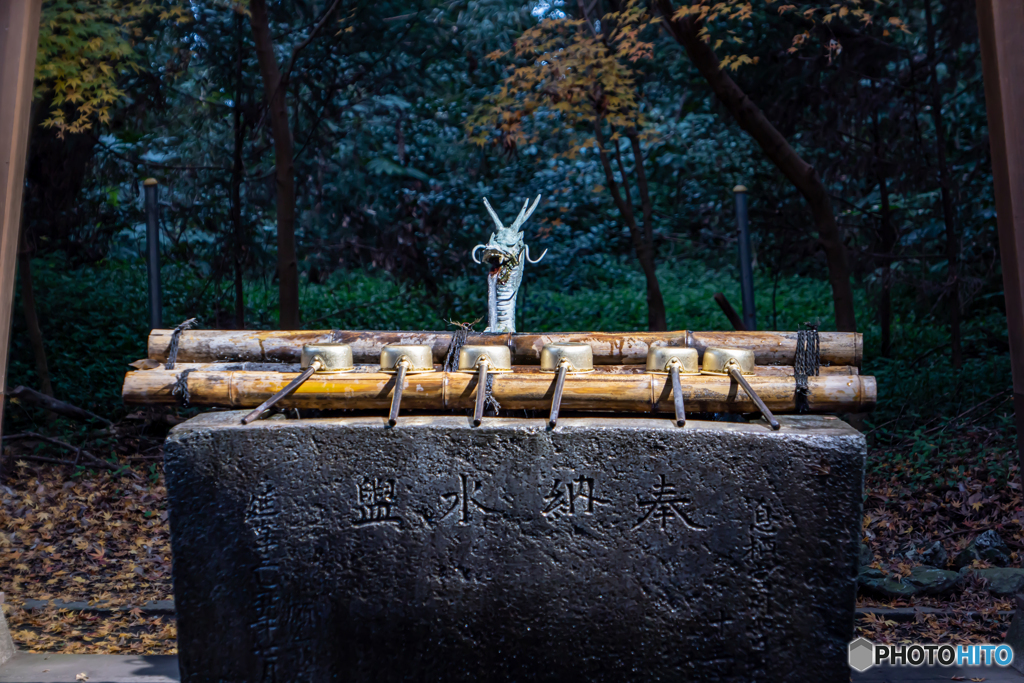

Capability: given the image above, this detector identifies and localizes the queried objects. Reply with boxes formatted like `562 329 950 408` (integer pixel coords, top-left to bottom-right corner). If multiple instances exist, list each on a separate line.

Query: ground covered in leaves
0 456 175 654
0 416 1021 655
857 419 1022 646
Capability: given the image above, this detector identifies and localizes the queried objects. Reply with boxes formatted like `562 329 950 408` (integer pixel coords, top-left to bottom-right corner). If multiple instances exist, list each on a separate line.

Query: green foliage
864 308 1016 490
467 0 654 151
669 0 908 68
35 0 190 134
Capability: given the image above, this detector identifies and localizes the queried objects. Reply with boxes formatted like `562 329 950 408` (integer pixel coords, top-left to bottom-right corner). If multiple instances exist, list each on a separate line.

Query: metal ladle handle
727 363 780 431
388 360 410 426
241 359 322 425
670 362 686 428
473 360 489 427
548 360 569 428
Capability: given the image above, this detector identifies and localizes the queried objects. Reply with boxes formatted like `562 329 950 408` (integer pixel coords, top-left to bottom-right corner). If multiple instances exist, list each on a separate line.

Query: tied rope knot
794 322 820 414
172 368 197 406
444 324 472 373
165 317 198 370
442 318 502 418
441 317 485 373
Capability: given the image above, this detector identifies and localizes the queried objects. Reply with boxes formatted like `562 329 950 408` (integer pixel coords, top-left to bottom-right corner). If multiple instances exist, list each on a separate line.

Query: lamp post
734 185 756 331
144 178 162 330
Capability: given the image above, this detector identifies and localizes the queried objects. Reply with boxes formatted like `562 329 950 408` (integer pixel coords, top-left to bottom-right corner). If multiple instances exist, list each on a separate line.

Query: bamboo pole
147 329 863 367
123 369 876 414
138 362 859 376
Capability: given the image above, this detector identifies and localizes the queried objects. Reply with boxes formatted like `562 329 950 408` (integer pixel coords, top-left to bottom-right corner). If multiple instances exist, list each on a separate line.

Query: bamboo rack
147 362 859 376
123 369 876 414
147 329 863 367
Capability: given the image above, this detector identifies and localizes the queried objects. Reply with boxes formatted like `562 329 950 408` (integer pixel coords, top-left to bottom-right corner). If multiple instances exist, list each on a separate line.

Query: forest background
0 0 1020 653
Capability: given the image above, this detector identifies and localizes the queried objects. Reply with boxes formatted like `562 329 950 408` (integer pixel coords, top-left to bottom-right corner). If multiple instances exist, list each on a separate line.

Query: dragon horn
509 195 542 233
482 197 504 230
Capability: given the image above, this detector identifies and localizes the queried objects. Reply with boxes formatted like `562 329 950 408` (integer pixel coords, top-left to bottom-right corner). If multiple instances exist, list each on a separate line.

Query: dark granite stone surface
165 413 865 682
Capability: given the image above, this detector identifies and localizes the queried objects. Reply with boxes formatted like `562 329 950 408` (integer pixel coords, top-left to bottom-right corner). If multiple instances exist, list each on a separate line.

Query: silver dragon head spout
472 195 548 334
472 195 547 277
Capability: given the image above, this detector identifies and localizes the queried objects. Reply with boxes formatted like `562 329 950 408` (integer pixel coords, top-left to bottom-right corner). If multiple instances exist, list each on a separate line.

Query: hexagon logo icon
849 638 875 672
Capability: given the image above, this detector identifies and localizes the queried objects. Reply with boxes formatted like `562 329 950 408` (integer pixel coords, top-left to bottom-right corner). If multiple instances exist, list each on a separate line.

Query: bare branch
576 0 599 38
3 432 118 471
282 0 346 87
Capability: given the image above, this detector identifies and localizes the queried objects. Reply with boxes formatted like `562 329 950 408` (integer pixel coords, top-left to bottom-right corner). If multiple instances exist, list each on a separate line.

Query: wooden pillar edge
0 0 43 467
976 0 1024 482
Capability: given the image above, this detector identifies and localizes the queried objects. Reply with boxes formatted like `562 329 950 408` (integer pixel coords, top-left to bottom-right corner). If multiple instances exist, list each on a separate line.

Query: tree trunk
18 230 53 399
249 0 300 329
925 0 961 368
872 111 898 358
232 12 246 330
876 172 895 358
627 128 667 331
593 121 668 331
636 242 668 331
655 0 857 332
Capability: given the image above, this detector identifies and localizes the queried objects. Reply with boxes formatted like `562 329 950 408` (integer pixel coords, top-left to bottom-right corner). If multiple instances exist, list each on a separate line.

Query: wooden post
0 0 43 458
977 1 1024 484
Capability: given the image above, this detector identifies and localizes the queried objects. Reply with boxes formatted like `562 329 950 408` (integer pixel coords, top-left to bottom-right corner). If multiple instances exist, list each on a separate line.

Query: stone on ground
954 529 1012 569
859 566 959 598
896 540 948 568
964 567 1024 596
1002 593 1024 675
0 597 14 668
860 542 874 568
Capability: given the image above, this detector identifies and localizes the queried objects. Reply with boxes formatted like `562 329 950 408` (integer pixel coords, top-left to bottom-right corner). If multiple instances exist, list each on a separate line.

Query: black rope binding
443 319 482 373
444 327 469 372
165 318 198 370
794 322 821 414
171 368 197 407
